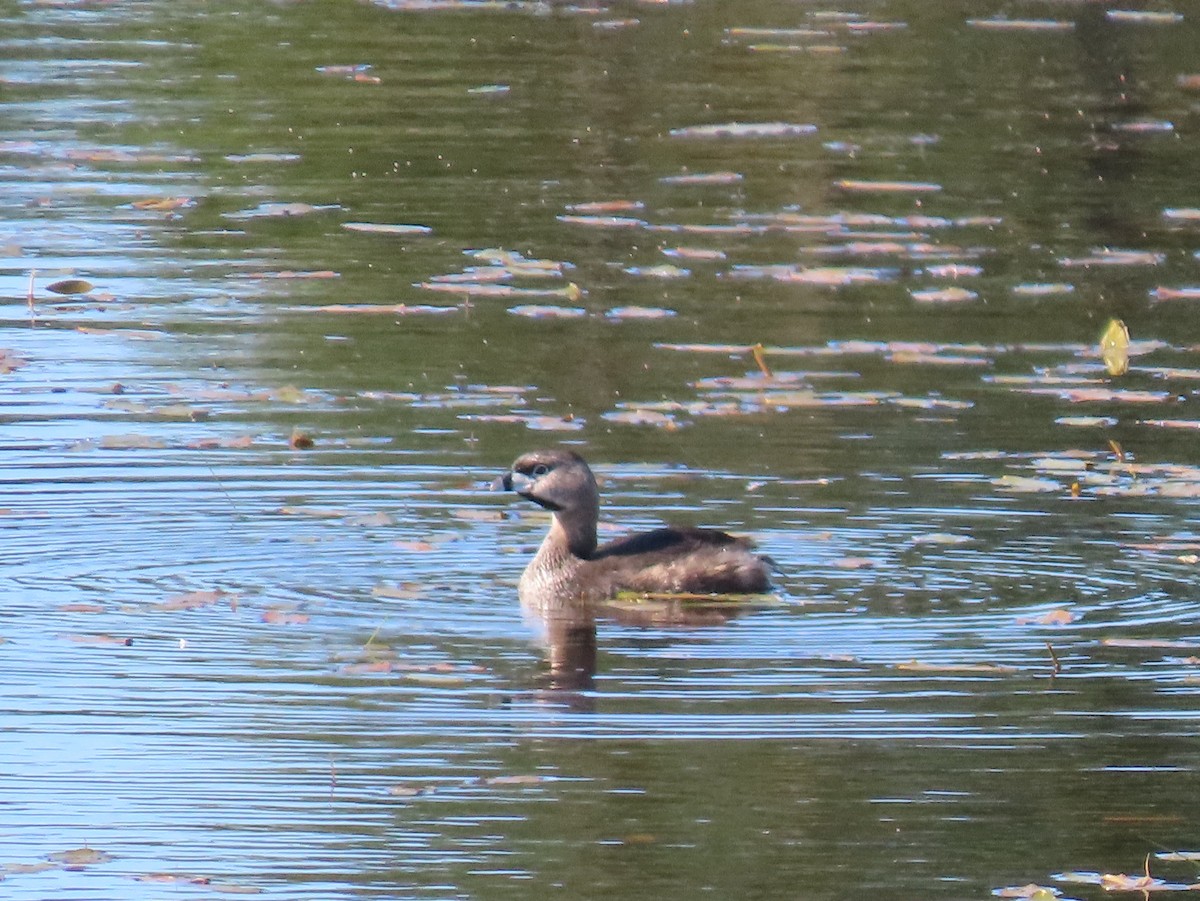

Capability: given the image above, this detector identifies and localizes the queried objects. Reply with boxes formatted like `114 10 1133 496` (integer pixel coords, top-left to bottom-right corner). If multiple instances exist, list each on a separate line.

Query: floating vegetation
1056 416 1118 428
622 264 689 279
129 196 193 212
565 200 644 214
1105 10 1184 24
557 213 646 229
593 18 639 31
668 122 818 139
659 171 744 186
662 247 727 261
727 264 897 286
45 278 94 295
224 152 301 163
224 201 340 219
342 222 433 235
316 63 375 78
1112 119 1174 134
417 282 583 301
1100 319 1130 376
300 303 459 315
1058 248 1165 268
508 304 588 319
725 26 831 40
910 286 977 304
966 18 1074 31
246 269 339 279
833 179 942 193
1151 286 1200 301
924 263 982 278
606 306 676 320
460 411 583 430
1011 283 1074 296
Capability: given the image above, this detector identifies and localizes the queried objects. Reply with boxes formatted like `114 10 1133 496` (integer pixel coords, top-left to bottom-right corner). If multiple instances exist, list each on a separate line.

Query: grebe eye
532 464 550 477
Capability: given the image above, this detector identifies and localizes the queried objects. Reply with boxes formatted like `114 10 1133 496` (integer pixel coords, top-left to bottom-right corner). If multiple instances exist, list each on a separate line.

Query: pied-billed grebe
497 448 772 602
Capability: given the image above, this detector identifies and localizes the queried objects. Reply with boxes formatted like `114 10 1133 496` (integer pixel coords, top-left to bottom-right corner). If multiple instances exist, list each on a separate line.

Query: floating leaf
59 602 106 613
225 202 339 219
1098 873 1184 891
1102 637 1198 649
372 583 426 600
1099 319 1131 376
508 304 588 319
483 774 544 786
0 349 28 374
46 278 94 295
1150 286 1200 301
59 634 132 647
622 264 690 279
246 270 339 280
833 556 876 569
279 506 348 519
1011 282 1075 296
993 885 1062 899
1142 419 1200 430
159 590 236 611
911 532 970 546
659 171 744 186
303 303 457 315
347 512 395 528
1156 852 1200 862
993 475 1063 493
895 660 1016 673
97 433 167 450
606 306 677 320
967 18 1074 31
3 862 57 874
185 434 257 450
1113 119 1174 134
565 200 644 214
130 196 192 211
316 64 373 76
891 396 973 410
1016 608 1080 626
1059 249 1164 268
924 263 983 278
662 246 727 261
1056 416 1118 427
1026 387 1169 404
668 122 817 139
225 152 301 163
1105 10 1183 24
467 83 510 94
289 429 315 450
833 179 942 193
262 608 310 625
342 222 433 235
47 847 113 867
728 264 896 286
556 214 645 229
911 287 977 304
76 327 164 340
602 408 684 429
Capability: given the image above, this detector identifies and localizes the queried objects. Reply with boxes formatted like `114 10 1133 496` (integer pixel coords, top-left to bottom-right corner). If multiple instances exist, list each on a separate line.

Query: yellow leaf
46 278 94 295
1100 318 1130 376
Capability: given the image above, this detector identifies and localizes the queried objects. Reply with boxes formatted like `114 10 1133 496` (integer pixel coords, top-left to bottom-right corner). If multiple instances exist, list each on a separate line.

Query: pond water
2 0 1200 898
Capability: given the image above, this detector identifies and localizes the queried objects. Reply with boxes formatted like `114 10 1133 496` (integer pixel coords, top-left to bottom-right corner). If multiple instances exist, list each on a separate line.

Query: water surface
2 1 1200 898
